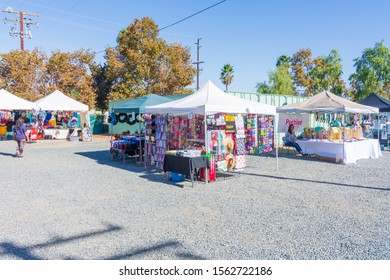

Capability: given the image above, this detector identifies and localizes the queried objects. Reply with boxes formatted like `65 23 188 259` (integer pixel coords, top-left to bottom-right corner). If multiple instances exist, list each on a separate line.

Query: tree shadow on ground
76 150 199 188
106 240 205 260
0 223 205 260
0 223 121 260
240 171 390 192
75 150 145 173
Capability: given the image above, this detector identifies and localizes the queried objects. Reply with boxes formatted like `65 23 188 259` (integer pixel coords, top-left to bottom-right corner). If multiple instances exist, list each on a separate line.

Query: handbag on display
235 154 246 169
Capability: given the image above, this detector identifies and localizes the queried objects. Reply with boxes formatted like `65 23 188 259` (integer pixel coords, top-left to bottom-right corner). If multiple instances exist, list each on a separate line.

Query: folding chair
280 136 296 155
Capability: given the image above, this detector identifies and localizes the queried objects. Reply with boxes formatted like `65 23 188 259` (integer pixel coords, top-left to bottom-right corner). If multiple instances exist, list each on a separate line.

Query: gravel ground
0 138 389 260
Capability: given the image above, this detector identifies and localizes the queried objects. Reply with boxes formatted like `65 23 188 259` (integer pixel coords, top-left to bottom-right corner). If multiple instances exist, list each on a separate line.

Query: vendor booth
144 80 276 185
358 93 390 113
0 89 35 110
34 90 90 140
358 93 390 149
109 94 174 162
277 91 381 164
0 89 35 139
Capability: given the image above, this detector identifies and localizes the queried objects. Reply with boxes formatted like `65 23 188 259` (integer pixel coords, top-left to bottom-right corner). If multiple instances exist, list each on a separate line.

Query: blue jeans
285 142 302 153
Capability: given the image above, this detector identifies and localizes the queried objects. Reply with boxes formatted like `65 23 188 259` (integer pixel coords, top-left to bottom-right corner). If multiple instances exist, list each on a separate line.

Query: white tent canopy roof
276 91 379 114
34 90 88 111
145 80 276 115
0 89 35 110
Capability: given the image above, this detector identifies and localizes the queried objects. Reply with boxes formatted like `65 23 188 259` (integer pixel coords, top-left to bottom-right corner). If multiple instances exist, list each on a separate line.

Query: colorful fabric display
235 114 245 138
236 138 246 154
258 115 273 153
245 114 258 154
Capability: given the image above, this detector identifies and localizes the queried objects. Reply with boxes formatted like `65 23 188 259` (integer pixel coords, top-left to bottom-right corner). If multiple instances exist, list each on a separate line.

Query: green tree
349 41 390 101
106 17 196 100
0 48 96 107
0 49 47 101
276 55 291 67
220 64 234 91
290 49 316 95
90 62 113 112
256 81 270 94
46 49 96 108
268 64 295 95
290 48 346 96
312 50 345 95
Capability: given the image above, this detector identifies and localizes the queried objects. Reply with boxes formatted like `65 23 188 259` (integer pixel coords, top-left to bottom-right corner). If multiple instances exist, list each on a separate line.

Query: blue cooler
170 172 185 182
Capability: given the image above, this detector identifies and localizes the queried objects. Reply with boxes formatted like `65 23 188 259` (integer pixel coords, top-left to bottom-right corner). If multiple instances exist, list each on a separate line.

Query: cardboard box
319 155 342 163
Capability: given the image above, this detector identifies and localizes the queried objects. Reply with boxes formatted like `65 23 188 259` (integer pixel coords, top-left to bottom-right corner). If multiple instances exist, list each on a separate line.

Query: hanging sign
224 115 236 133
278 113 310 133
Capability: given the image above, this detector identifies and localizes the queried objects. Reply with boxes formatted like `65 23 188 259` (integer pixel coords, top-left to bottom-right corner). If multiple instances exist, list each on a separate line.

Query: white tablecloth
44 128 70 139
296 139 382 164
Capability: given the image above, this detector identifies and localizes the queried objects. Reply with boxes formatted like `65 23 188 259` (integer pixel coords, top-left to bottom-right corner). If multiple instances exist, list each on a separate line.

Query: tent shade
276 91 379 114
0 89 35 110
145 80 276 115
112 94 173 113
357 93 390 112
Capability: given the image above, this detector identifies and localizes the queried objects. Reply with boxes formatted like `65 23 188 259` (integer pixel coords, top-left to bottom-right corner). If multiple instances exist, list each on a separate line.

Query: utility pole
3 7 39 50
192 38 204 90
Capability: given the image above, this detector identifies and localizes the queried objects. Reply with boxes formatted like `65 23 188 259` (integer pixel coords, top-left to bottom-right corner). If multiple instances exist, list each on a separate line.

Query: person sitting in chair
284 124 305 155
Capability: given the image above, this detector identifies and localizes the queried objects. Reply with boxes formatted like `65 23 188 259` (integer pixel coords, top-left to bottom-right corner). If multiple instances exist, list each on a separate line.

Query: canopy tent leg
204 115 208 186
343 113 346 164
275 116 279 172
378 113 381 151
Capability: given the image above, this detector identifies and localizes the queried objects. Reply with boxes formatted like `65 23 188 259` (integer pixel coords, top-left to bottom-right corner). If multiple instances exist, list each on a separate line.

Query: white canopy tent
34 90 90 127
145 80 278 179
0 89 35 110
145 80 276 115
276 91 380 164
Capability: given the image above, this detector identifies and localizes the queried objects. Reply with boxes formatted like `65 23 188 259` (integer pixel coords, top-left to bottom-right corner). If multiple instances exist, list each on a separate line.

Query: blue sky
1 0 390 93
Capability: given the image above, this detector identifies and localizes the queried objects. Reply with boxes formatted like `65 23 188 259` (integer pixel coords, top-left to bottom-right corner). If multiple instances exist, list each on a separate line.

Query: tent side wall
108 99 139 134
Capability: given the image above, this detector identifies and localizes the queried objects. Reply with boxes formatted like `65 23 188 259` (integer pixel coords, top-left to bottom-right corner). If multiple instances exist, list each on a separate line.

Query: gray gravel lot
0 138 389 260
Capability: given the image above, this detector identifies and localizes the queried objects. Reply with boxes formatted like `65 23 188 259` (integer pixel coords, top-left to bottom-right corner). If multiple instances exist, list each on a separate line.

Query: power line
39 15 118 34
14 0 124 26
36 0 83 38
159 0 227 31
94 1 227 55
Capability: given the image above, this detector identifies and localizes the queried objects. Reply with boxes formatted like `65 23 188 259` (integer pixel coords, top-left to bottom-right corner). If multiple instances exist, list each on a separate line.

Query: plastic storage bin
170 172 185 182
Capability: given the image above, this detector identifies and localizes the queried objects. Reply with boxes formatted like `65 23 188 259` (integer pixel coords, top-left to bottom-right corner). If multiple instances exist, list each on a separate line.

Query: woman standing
12 118 29 157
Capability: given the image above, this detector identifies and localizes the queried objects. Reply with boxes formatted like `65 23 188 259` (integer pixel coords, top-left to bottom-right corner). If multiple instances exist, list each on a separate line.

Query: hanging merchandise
153 115 167 169
167 115 188 150
236 138 246 155
235 114 245 139
208 130 226 155
245 114 258 154
258 115 274 153
225 115 236 133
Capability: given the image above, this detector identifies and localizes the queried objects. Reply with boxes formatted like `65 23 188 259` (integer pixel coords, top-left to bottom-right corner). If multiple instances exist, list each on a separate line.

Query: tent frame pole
342 113 346 164
378 113 381 151
204 112 208 186
275 114 279 172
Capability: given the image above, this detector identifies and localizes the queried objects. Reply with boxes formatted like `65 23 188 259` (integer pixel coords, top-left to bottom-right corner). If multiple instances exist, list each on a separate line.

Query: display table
163 154 208 187
44 128 70 139
296 139 382 164
110 136 145 163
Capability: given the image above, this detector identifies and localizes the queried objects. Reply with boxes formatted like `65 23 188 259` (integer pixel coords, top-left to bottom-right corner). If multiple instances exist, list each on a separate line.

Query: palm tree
220 64 234 91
